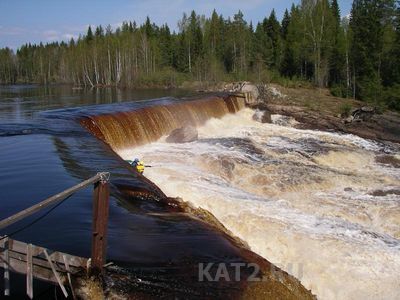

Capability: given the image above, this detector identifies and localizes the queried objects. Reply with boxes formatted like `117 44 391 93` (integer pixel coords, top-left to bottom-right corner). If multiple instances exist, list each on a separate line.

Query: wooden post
26 244 33 299
90 180 109 275
3 238 10 296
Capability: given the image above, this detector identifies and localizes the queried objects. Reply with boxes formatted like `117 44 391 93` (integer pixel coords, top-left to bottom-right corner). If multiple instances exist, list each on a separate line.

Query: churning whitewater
120 108 400 300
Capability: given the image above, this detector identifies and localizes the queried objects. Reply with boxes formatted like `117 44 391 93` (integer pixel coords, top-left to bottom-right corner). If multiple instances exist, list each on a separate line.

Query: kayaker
131 158 145 174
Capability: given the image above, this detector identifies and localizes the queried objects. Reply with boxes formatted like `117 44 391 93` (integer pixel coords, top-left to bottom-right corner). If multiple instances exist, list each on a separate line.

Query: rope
0 173 109 241
0 194 72 242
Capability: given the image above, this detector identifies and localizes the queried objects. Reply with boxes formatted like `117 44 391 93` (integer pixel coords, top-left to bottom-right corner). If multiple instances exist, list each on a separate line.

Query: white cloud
62 33 78 40
42 30 59 41
0 26 27 36
62 24 90 32
112 22 124 29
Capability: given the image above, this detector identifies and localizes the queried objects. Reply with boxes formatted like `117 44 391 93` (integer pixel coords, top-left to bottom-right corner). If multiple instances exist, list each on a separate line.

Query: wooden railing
0 172 110 298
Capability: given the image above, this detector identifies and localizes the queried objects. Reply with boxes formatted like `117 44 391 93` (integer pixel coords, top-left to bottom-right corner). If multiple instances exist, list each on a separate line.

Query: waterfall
81 95 245 151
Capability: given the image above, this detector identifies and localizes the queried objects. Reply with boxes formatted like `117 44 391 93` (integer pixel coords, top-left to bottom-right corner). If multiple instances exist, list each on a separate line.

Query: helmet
133 158 139 163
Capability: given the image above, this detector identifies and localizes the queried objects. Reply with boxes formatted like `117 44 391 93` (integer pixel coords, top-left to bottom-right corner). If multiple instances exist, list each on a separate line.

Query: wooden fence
0 172 110 298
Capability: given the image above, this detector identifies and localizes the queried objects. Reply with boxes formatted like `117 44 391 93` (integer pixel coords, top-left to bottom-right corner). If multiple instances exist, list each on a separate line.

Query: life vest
136 161 145 174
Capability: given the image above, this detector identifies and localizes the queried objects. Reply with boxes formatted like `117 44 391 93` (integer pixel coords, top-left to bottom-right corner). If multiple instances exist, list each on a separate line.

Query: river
0 85 262 298
0 84 399 299
120 108 400 299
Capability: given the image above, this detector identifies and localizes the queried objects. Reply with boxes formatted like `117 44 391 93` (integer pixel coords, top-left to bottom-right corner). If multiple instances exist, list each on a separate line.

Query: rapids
120 108 400 300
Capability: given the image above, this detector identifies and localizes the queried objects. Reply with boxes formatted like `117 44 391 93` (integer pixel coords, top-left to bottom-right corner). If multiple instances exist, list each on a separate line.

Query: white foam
119 109 400 300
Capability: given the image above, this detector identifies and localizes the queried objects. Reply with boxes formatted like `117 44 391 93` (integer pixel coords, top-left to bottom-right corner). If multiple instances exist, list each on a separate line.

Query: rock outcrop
350 106 375 122
252 110 272 123
223 81 266 103
166 126 198 143
259 103 400 144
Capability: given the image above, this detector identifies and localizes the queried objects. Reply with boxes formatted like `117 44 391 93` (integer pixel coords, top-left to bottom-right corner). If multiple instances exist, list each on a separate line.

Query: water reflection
0 84 193 122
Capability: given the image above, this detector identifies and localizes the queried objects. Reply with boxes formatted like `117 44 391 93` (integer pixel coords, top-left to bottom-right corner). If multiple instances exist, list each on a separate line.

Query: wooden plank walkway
0 237 87 297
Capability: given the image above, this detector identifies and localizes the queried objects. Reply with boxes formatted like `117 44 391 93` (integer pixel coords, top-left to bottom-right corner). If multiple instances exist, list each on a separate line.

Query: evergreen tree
254 22 273 67
350 0 396 101
329 0 347 88
159 24 173 67
188 10 203 67
144 16 154 38
281 4 303 78
86 26 94 42
264 10 282 68
281 9 291 39
95 26 104 38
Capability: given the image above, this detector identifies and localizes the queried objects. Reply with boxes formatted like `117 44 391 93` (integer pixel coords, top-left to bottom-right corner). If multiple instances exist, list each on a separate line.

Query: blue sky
0 0 352 49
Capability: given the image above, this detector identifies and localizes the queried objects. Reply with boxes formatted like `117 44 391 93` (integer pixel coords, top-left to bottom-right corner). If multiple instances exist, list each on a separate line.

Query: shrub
134 68 189 88
383 84 400 111
270 73 311 89
339 102 352 117
330 84 347 98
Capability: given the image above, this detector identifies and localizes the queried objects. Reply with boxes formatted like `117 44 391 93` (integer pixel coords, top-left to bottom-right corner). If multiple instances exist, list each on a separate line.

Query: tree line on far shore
0 0 399 110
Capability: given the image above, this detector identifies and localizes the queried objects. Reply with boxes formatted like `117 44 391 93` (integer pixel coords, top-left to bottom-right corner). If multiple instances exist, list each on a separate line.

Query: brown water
81 95 244 150
119 109 400 300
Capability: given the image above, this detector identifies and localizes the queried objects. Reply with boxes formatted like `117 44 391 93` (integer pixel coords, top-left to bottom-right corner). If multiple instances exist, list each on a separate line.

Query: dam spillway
80 95 245 151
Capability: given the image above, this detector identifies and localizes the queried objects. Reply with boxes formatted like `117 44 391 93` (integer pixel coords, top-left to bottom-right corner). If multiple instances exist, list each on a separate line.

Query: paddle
125 160 156 168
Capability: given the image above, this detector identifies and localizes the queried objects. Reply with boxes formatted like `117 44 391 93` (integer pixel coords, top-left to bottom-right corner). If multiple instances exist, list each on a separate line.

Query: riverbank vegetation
0 0 399 110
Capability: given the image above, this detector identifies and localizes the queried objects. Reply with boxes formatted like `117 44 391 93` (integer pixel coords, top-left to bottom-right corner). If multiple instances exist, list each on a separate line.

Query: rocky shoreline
225 82 400 145
253 102 400 144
